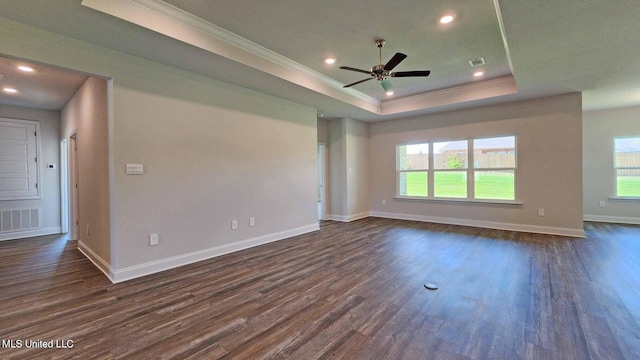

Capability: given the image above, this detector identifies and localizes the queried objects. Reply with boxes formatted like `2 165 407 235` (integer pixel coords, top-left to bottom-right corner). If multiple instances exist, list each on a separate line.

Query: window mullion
428 142 434 197
468 139 474 200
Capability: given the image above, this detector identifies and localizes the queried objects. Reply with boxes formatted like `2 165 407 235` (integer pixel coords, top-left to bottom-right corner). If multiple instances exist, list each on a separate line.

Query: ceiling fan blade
384 53 407 71
391 70 431 77
339 66 373 75
343 77 374 88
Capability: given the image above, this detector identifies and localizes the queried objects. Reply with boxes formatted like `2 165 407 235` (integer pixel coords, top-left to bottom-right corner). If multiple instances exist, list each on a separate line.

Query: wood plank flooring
1 218 639 359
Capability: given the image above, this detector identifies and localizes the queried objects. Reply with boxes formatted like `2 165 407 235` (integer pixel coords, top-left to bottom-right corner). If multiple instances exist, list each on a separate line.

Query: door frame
318 143 328 221
61 131 79 241
60 138 69 234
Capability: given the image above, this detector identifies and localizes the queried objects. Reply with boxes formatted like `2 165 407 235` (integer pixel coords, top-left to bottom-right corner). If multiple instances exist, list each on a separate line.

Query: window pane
434 171 467 198
616 168 640 197
399 171 428 196
434 140 468 170
397 143 429 170
474 136 516 168
475 170 515 200
615 137 640 167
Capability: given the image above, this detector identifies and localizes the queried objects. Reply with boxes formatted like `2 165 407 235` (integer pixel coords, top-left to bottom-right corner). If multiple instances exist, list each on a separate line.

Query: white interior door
0 119 39 199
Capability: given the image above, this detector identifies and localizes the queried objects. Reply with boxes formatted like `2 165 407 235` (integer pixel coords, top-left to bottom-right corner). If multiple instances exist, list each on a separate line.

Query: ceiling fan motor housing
371 64 388 80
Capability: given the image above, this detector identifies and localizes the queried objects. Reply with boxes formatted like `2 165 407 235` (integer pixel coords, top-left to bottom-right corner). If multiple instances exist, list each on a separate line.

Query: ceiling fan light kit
340 39 431 96
380 79 394 95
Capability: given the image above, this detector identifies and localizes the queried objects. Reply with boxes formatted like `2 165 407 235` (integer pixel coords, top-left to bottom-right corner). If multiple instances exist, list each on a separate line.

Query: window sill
394 196 523 206
609 197 640 202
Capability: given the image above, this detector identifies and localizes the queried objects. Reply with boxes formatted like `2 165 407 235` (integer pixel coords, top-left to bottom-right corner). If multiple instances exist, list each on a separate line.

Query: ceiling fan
340 39 430 95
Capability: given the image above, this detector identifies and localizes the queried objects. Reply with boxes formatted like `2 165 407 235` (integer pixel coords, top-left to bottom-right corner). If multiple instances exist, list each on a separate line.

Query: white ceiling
0 0 639 120
162 0 512 98
0 56 87 110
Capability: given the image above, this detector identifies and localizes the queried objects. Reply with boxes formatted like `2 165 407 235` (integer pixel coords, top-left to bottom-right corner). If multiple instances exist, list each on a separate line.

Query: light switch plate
126 164 144 175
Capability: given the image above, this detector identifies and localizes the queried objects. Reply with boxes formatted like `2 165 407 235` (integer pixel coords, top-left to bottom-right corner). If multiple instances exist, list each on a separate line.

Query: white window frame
433 139 469 199
396 143 430 197
395 135 518 204
613 135 640 199
472 135 518 201
0 118 42 200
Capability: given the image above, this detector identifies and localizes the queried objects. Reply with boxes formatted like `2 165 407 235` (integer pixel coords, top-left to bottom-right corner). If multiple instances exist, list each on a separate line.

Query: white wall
0 105 61 240
327 117 370 221
583 105 640 224
346 118 370 219
328 118 346 218
61 76 111 263
112 82 317 273
1 17 318 282
369 93 584 237
317 117 328 144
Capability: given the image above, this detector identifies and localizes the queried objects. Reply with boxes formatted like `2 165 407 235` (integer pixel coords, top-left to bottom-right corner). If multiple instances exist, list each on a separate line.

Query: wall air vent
468 57 486 67
0 208 40 234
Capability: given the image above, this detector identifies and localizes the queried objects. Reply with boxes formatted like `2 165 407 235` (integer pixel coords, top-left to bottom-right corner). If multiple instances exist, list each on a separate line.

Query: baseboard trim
328 212 371 222
78 240 116 282
109 223 320 284
0 227 62 242
370 211 585 237
583 214 640 225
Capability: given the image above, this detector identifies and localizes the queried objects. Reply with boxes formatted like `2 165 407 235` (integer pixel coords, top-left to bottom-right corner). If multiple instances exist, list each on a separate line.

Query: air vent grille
468 57 486 67
0 208 40 234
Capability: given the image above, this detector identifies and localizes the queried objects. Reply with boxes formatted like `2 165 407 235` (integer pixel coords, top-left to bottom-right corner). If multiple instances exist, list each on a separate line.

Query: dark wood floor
1 219 639 359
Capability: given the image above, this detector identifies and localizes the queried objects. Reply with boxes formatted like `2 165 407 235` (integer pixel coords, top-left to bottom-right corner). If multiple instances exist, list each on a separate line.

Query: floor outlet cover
424 283 438 290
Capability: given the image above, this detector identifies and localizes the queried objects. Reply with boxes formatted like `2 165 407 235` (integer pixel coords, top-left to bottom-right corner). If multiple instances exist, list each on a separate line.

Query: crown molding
82 0 379 111
381 76 518 115
81 0 518 119
130 0 372 99
492 0 516 76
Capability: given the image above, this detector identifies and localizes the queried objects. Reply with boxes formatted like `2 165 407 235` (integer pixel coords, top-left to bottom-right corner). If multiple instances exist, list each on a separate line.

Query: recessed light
474 71 484 77
440 15 454 24
325 58 336 64
3 87 18 93
18 65 34 72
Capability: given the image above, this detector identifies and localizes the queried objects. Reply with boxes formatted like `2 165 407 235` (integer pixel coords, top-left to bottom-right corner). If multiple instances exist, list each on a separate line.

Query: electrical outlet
249 217 255 227
232 220 238 230
599 201 606 208
86 225 90 236
538 208 545 216
382 199 386 205
149 233 159 246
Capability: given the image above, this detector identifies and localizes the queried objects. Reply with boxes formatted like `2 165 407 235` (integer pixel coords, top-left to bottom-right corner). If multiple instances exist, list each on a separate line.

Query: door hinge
34 157 37 162
35 183 38 189
34 131 37 137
